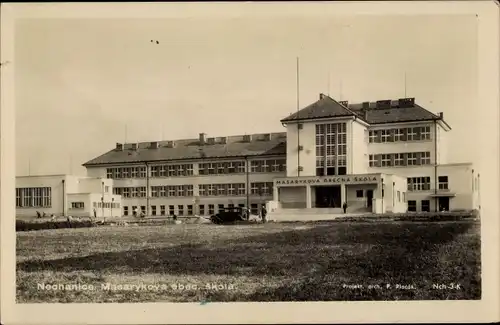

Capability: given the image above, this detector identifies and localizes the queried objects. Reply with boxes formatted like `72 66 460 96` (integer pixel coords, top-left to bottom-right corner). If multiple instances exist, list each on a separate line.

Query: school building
15 93 480 218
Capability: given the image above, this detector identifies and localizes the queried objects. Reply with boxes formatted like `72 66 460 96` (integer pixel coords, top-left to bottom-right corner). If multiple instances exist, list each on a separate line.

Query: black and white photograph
1 2 499 324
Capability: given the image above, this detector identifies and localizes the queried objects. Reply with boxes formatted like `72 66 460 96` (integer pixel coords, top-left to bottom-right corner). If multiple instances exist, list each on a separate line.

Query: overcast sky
15 15 478 176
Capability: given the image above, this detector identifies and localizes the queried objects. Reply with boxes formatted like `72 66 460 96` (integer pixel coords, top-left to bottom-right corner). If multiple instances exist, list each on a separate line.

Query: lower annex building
15 93 480 217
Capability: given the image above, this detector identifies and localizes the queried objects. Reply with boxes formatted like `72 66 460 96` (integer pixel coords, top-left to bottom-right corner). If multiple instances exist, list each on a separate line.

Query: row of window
150 164 194 177
15 187 52 208
407 176 449 191
92 202 121 209
369 126 431 143
408 200 430 212
106 159 286 180
107 166 147 179
315 123 348 175
124 203 265 217
369 152 431 167
113 183 274 198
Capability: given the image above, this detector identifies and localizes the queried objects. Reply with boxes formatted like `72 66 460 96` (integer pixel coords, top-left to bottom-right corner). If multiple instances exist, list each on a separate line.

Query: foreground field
17 220 481 302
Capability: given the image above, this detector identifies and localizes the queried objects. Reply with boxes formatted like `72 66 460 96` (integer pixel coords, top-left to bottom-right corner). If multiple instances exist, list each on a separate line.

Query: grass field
16 220 481 302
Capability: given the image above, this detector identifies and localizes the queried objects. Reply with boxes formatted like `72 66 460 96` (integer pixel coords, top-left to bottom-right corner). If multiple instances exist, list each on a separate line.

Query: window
218 204 224 213
237 183 246 195
186 185 193 197
140 206 146 214
227 184 235 196
381 130 390 143
151 186 159 197
421 200 430 212
251 183 260 195
228 204 234 209
356 190 363 198
237 162 246 173
151 205 157 216
123 187 131 198
132 206 137 216
403 192 406 202
438 176 449 190
208 184 215 196
217 184 226 196
408 200 417 212
105 186 110 193
407 152 417 166
208 204 215 215
139 187 146 198
159 165 166 177
369 155 377 167
262 161 270 172
168 186 176 197
199 204 205 215
421 126 431 140
208 163 215 175
178 164 185 176
271 160 280 172
262 183 271 195
187 205 193 216
251 161 261 173
71 202 84 209
369 130 377 143
227 162 236 173
407 177 431 191
421 152 431 165
177 186 185 197
151 166 159 178
160 205 166 216
407 128 417 141
217 163 225 174
107 169 113 179
122 168 129 178
178 205 184 216
394 128 404 142
159 186 166 197
124 206 129 216
169 205 175 215
16 187 52 208
394 153 404 166
397 191 401 202
381 154 391 167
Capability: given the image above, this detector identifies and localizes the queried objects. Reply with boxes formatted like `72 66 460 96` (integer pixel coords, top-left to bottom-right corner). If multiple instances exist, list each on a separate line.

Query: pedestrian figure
261 205 267 223
93 208 97 219
343 202 348 214
36 211 41 218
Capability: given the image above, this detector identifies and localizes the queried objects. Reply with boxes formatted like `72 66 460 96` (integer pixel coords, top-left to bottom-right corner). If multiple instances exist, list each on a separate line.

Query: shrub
16 220 97 232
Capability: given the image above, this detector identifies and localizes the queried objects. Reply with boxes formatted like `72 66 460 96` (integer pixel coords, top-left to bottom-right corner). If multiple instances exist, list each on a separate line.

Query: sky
14 14 478 176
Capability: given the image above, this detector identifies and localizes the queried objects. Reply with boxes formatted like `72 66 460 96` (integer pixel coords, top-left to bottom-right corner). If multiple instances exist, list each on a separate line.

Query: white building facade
16 174 122 218
78 94 479 218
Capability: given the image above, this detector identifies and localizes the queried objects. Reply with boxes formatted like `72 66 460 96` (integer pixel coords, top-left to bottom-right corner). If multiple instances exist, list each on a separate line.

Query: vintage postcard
1 1 499 324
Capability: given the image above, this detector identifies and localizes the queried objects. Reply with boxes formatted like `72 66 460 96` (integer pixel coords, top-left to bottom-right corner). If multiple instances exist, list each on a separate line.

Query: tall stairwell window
315 122 348 176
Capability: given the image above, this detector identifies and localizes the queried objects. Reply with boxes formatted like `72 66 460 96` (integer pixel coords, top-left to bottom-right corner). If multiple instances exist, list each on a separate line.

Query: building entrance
315 186 341 208
438 197 450 211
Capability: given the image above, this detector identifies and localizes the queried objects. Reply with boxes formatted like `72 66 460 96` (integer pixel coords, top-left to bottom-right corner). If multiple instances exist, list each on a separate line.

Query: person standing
93 208 97 219
261 205 267 223
342 202 348 214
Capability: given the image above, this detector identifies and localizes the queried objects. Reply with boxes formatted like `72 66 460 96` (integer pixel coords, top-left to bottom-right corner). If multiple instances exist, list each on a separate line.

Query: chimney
199 133 206 145
243 134 252 142
131 143 138 151
219 136 228 144
362 101 370 109
115 143 123 151
263 133 272 141
339 100 348 107
166 140 176 148
376 100 392 109
207 137 216 145
398 97 415 108
438 112 443 119
150 141 159 149
319 93 325 100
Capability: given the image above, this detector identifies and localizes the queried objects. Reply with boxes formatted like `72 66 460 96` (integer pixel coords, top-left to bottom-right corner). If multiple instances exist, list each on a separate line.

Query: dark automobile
210 207 248 224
